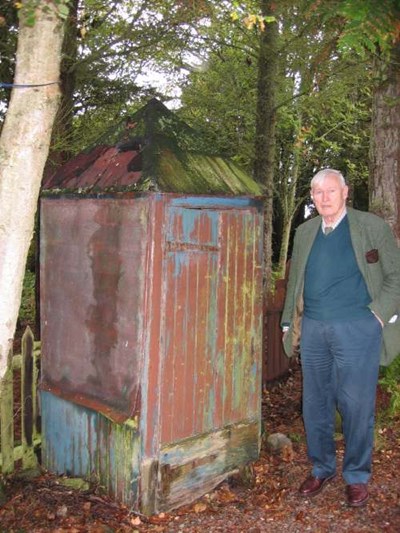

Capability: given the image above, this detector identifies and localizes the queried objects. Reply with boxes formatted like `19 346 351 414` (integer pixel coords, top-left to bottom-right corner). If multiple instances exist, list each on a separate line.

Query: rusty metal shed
39 99 264 514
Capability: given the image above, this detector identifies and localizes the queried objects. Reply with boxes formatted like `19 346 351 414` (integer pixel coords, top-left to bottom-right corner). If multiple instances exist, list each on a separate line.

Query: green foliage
379 354 400 418
19 270 36 325
0 3 18 117
47 0 219 155
16 228 37 327
54 0 70 19
336 0 400 58
287 432 303 443
179 42 258 171
15 0 71 26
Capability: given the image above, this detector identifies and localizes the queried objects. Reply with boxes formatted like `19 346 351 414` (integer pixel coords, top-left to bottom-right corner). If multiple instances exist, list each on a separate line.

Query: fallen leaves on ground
1 361 399 532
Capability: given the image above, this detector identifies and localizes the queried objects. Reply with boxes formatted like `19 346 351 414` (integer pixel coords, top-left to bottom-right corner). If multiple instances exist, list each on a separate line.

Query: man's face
311 174 348 222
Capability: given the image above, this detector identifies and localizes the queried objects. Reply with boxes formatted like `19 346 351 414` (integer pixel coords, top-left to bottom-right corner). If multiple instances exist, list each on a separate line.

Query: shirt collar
321 207 347 232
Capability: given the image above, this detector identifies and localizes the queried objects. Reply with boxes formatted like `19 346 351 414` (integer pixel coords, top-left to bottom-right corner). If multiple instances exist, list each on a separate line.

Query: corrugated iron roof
42 99 263 196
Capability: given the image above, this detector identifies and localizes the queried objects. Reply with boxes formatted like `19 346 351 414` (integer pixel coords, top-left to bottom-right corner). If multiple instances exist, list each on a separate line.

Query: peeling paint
40 192 263 514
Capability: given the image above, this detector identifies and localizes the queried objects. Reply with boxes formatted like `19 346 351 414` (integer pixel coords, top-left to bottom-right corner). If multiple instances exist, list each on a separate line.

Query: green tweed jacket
281 207 400 366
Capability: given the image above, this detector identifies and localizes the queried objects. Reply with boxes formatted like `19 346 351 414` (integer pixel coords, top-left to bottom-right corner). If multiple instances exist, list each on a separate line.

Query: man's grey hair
311 169 346 188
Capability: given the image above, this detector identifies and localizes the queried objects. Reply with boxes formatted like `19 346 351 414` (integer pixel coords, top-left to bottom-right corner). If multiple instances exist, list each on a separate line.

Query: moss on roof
43 98 263 197
156 148 262 195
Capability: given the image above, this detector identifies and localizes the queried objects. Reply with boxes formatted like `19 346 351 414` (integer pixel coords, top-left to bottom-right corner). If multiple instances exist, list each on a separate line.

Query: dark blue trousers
300 314 382 484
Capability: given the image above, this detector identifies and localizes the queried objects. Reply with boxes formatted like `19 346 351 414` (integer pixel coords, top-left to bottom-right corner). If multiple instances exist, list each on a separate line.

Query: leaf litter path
1 361 399 532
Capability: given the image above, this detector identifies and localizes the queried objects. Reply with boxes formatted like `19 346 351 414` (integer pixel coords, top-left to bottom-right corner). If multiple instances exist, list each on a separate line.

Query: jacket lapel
296 216 321 289
347 208 367 279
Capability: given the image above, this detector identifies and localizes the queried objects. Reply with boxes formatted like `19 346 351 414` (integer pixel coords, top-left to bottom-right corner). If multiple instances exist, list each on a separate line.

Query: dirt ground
1 359 399 532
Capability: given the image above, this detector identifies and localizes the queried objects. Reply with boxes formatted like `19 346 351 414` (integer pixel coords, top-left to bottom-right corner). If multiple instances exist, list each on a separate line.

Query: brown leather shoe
298 474 336 497
346 483 369 507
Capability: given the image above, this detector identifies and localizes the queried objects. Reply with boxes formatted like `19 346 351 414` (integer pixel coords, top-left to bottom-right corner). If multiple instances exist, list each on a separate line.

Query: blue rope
0 81 59 88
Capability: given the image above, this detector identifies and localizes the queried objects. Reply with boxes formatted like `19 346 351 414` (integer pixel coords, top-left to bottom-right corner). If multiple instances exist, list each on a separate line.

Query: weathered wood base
41 391 260 515
142 420 260 514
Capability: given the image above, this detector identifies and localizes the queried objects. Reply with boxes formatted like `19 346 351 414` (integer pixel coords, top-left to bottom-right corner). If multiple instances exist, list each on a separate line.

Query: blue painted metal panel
41 391 140 506
166 206 219 247
169 195 263 210
41 391 94 476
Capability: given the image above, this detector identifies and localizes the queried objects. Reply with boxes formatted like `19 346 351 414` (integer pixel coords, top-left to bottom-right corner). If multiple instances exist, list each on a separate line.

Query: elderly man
281 169 400 507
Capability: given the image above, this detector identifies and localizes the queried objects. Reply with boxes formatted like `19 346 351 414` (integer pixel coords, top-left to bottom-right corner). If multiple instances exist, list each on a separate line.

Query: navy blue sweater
304 216 371 321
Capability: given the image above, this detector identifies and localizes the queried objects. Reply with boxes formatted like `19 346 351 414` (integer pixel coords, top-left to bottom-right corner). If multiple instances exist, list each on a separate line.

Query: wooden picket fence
0 327 41 474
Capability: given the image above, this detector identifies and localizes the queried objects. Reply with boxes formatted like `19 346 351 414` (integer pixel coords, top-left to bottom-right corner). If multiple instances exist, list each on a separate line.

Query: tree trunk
276 117 303 278
0 3 64 380
45 0 79 177
369 41 400 243
277 208 292 277
253 0 279 292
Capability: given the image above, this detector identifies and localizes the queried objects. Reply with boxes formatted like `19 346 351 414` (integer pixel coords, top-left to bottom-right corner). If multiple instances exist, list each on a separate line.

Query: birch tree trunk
369 41 400 243
0 3 65 380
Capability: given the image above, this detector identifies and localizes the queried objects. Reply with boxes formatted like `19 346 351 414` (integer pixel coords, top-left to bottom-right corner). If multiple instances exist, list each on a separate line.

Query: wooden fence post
21 327 38 470
33 339 40 441
0 345 14 474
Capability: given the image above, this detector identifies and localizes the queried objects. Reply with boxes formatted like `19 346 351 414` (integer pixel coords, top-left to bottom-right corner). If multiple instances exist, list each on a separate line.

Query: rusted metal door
160 202 262 438
144 196 264 511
